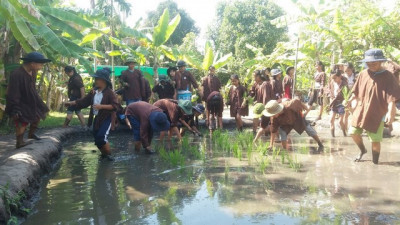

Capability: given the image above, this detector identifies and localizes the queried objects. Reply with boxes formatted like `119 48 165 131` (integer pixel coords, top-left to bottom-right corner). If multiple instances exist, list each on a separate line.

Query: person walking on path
65 69 119 161
347 49 400 164
271 69 283 100
125 101 170 154
120 58 146 105
263 99 324 151
153 99 199 141
175 60 198 92
329 69 348 137
5 52 51 148
283 67 295 99
228 74 248 131
307 61 326 121
63 66 86 128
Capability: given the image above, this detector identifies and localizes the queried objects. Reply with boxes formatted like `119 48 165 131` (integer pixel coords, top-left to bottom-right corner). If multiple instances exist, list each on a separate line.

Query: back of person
206 91 224 116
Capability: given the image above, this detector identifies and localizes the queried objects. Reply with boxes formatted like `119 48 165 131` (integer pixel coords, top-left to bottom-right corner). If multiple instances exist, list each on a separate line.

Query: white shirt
345 73 356 89
93 90 103 116
333 82 340 98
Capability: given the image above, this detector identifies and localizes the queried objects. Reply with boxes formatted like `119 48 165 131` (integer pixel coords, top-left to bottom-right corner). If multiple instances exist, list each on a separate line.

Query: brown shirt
201 74 221 101
228 85 248 117
256 81 274 104
206 91 224 116
125 101 163 148
5 66 49 123
143 78 151 102
329 76 348 109
270 99 308 135
386 61 400 82
176 70 198 91
249 82 259 98
314 72 326 94
68 74 84 99
75 88 119 130
153 99 183 127
120 69 145 100
271 79 283 100
351 69 400 132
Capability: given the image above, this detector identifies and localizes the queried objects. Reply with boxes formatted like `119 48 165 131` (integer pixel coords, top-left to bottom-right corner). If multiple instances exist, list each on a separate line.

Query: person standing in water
307 61 326 121
329 69 348 137
343 62 357 130
63 66 86 129
347 49 400 164
228 74 248 131
283 67 295 99
271 69 284 100
5 52 51 148
65 69 118 161
206 91 224 131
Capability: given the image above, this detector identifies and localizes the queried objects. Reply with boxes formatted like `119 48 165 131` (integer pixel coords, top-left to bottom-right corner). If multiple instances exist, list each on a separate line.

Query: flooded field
23 128 400 225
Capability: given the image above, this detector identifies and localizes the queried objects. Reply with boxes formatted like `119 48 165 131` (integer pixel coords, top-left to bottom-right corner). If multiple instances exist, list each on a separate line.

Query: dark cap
21 52 51 63
360 49 387 63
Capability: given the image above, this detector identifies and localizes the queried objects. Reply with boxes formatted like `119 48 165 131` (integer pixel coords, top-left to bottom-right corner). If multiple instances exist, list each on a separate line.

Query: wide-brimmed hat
193 104 205 114
20 52 51 63
360 49 387 63
271 69 282 76
253 103 265 119
92 68 112 87
263 100 284 117
158 74 169 82
149 111 170 132
178 100 193 115
125 57 137 65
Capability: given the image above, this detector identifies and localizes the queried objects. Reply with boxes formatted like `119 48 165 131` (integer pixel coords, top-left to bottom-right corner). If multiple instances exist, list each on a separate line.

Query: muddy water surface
23 129 400 225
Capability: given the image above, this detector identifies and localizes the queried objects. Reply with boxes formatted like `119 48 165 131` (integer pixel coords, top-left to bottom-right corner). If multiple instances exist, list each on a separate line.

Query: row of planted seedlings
211 129 303 173
155 128 303 173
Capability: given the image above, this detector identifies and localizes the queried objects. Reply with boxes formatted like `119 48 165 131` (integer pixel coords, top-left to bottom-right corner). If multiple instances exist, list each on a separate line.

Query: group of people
5 48 400 164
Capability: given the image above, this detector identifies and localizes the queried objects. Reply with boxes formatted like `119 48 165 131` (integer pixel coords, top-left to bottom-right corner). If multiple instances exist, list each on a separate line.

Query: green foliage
144 0 199 46
0 183 30 225
152 9 181 47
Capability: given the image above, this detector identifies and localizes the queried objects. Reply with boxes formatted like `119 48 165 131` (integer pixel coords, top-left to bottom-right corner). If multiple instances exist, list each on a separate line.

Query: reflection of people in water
91 162 121 224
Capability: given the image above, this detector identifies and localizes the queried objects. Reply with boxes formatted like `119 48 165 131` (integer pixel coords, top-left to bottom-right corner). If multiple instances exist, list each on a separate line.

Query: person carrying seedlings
283 67 295 99
180 103 205 136
271 69 284 100
206 91 224 130
175 60 198 92
307 61 326 121
152 74 175 100
329 69 348 137
5 52 51 148
120 58 146 105
263 99 324 151
125 101 170 154
153 99 199 141
228 74 248 131
65 68 119 161
63 66 86 129
347 49 400 164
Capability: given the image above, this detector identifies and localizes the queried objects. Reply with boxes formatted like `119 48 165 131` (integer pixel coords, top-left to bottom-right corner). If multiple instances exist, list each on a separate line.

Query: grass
0 110 90 135
0 183 31 225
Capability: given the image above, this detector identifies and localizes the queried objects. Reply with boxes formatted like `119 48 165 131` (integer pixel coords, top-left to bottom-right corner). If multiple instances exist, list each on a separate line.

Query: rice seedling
280 150 286 164
232 143 242 161
299 145 309 154
246 143 253 165
181 135 190 150
256 156 269 174
287 154 302 172
159 148 185 167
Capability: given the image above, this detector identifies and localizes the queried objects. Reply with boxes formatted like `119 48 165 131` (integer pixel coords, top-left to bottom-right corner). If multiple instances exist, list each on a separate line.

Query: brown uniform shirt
176 70 198 91
125 101 163 148
153 99 183 127
256 81 274 104
120 69 145 100
386 61 400 82
270 99 308 135
75 88 119 130
249 82 259 98
329 76 348 109
206 91 224 117
271 79 283 100
228 85 248 117
201 74 221 101
351 69 400 133
68 74 84 99
5 66 49 123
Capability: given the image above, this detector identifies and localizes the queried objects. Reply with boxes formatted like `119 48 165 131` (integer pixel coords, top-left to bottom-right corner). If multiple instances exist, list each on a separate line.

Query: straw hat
263 100 284 117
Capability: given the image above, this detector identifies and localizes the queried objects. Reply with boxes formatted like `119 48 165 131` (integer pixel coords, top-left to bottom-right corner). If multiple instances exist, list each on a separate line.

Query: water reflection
23 131 400 225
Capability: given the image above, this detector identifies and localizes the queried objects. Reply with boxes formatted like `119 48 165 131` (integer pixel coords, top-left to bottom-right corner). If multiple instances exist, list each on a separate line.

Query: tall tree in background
144 0 199 46
208 0 287 60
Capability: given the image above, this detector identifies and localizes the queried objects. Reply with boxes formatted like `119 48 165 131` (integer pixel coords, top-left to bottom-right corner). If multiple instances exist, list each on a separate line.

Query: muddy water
23 129 400 225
